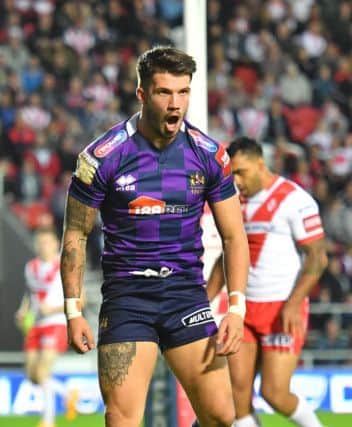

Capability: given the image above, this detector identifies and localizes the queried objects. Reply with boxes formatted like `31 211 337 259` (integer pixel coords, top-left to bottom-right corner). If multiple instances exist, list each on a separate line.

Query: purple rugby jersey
69 113 236 286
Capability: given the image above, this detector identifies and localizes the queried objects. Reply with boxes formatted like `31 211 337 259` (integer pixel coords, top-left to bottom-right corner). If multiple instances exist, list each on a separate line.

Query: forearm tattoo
98 343 137 392
61 196 96 297
65 196 97 234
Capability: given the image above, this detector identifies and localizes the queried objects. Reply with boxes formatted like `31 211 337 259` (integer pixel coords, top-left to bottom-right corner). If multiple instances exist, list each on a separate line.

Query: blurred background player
15 226 76 427
207 137 328 427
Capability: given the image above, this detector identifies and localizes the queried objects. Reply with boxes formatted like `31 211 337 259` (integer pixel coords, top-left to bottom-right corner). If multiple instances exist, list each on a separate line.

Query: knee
26 366 39 384
105 404 143 427
261 382 287 408
199 407 235 427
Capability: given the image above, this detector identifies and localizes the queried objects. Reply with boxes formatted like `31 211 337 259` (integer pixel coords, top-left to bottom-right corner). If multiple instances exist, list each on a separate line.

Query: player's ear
258 157 266 170
136 87 145 103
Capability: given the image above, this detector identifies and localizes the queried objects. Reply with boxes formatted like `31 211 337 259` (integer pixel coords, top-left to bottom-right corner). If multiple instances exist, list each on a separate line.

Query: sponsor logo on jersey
94 129 127 158
74 151 99 184
116 174 136 191
215 145 232 176
303 214 322 232
181 307 214 327
188 129 218 152
128 196 188 215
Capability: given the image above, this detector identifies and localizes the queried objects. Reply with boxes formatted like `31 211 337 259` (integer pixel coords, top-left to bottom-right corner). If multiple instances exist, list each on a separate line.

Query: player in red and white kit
207 137 328 427
15 227 69 427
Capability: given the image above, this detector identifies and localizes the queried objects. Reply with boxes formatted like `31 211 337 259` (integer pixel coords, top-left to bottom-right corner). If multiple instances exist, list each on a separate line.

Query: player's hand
215 312 243 356
281 301 304 338
67 316 95 354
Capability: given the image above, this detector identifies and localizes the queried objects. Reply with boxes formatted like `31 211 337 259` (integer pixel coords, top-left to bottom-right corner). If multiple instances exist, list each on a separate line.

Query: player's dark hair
136 45 196 89
227 137 263 159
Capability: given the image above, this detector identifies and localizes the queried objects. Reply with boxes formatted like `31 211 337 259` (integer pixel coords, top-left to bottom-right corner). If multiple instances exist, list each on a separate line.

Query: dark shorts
98 280 218 352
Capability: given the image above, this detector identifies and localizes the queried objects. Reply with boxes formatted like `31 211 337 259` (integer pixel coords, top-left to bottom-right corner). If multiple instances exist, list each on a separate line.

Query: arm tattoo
61 197 96 298
98 343 136 392
65 196 97 234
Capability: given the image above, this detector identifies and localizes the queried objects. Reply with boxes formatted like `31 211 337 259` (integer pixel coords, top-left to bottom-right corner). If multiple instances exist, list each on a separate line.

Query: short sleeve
206 144 236 203
288 190 325 245
69 128 125 207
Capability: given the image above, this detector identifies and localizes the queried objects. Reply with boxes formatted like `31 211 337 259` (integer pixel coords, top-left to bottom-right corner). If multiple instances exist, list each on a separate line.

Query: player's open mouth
165 115 180 129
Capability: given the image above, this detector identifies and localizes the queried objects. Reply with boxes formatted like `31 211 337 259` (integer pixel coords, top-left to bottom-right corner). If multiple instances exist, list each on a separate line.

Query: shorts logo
94 129 127 158
262 334 293 349
116 174 136 191
99 316 108 329
128 196 189 215
188 129 218 152
74 151 99 185
181 307 214 327
215 145 232 177
303 214 322 232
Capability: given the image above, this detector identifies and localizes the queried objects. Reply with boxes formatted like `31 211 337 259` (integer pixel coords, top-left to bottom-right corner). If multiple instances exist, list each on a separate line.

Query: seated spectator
20 92 51 131
319 255 350 302
20 55 44 94
279 62 312 106
24 131 61 180
317 316 349 365
265 97 291 143
14 157 42 204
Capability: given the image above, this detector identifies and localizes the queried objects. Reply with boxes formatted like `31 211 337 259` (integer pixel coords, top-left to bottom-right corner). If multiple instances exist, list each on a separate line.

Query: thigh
98 341 158 419
164 336 234 420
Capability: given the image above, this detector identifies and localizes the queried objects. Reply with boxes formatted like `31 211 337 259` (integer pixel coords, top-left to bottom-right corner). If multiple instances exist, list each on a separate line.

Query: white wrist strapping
228 291 246 319
64 298 82 320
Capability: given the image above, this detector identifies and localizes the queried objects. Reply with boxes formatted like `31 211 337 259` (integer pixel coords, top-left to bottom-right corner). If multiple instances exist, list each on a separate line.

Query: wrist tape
64 298 82 320
228 291 246 319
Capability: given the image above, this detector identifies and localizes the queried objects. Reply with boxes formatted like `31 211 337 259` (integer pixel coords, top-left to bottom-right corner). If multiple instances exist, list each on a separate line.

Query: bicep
64 195 98 236
210 195 246 241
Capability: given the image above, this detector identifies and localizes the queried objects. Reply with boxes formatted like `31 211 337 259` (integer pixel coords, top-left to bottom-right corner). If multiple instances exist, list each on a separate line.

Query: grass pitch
260 411 352 426
0 412 351 426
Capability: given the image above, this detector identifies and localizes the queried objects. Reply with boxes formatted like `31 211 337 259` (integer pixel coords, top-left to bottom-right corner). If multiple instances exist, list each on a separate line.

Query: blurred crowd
0 0 351 358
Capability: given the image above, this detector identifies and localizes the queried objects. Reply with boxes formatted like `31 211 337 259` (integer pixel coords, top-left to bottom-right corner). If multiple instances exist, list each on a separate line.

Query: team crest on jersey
189 171 205 194
181 307 214 327
94 129 127 158
74 151 99 185
188 129 218 152
215 145 232 177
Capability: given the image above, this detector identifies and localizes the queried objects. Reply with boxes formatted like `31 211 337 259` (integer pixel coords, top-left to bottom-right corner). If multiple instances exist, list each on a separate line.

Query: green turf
0 413 351 426
0 414 145 427
0 414 104 427
259 411 352 426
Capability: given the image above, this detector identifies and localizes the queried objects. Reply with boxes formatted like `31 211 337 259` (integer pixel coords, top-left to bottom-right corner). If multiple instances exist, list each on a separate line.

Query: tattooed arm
60 195 98 353
281 238 328 337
